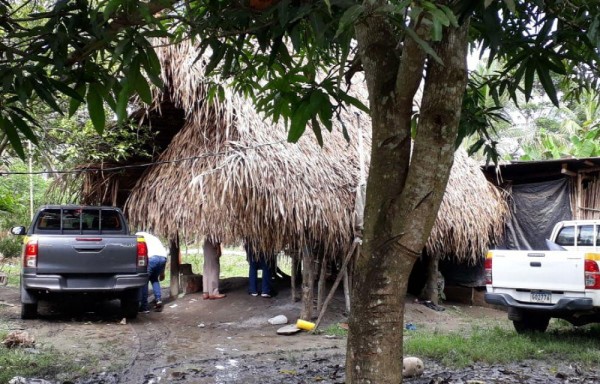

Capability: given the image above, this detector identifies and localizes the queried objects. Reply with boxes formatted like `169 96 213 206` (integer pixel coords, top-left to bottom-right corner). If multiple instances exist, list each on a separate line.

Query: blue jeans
248 256 271 295
140 256 167 309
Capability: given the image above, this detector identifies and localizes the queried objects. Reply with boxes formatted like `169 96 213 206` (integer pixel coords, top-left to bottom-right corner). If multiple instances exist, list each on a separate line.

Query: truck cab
550 220 600 252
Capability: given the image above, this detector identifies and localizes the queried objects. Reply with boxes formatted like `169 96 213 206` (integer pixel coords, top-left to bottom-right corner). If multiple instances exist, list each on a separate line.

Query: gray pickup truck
11 205 149 319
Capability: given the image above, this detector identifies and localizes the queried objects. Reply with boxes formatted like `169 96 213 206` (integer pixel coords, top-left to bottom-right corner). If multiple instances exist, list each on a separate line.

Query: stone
403 356 424 378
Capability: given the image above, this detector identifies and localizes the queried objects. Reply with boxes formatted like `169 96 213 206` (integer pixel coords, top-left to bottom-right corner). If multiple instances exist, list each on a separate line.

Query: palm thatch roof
120 41 508 263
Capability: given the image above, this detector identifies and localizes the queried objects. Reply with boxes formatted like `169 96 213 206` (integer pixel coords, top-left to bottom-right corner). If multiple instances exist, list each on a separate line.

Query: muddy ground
1 278 599 383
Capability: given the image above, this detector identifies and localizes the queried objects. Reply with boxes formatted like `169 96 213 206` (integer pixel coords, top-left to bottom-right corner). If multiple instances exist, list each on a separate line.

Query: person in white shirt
137 231 168 312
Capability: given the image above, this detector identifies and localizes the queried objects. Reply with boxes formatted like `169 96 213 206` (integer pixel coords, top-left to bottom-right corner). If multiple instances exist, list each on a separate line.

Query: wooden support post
316 255 327 314
343 268 351 314
314 239 359 330
169 233 180 300
300 247 315 320
420 254 440 305
291 252 298 302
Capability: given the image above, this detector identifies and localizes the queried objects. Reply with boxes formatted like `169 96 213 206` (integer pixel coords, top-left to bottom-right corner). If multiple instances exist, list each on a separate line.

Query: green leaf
503 0 516 13
323 0 331 14
8 109 38 144
69 83 87 117
311 117 323 146
205 43 227 75
87 84 106 134
48 78 84 101
31 78 63 113
134 71 152 104
524 60 535 102
439 5 458 27
335 4 363 39
116 79 130 123
403 26 443 65
103 0 121 20
536 66 559 106
288 98 316 143
432 18 443 41
0 115 25 159
337 92 369 114
425 5 450 27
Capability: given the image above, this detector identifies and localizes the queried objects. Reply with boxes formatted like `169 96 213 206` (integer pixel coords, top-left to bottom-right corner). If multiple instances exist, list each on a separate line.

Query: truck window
36 210 61 229
89 210 123 231
577 225 594 246
35 208 124 232
101 211 123 230
555 226 575 246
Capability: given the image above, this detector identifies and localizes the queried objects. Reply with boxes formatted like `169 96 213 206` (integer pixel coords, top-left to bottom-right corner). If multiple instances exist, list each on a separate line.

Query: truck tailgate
492 250 584 292
35 235 139 274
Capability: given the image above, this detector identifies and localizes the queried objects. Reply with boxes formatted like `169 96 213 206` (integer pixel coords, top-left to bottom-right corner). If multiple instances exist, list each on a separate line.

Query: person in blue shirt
137 231 168 313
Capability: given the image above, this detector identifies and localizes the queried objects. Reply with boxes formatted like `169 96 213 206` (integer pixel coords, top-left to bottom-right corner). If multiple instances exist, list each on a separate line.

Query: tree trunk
419 254 440 304
347 9 470 382
300 247 316 320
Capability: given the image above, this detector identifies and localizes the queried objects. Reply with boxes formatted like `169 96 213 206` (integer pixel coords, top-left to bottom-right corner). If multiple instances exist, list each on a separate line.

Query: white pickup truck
485 220 600 333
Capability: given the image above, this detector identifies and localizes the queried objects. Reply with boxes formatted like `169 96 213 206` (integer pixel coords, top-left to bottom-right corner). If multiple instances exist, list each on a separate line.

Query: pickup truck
11 205 149 319
485 219 600 333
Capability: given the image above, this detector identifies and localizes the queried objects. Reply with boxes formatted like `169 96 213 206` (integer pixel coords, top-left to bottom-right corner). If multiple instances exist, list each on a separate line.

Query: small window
578 225 594 246
100 210 122 230
555 226 575 246
36 210 61 229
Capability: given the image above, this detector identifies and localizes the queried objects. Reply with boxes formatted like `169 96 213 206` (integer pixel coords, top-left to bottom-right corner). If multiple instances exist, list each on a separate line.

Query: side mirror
10 226 26 236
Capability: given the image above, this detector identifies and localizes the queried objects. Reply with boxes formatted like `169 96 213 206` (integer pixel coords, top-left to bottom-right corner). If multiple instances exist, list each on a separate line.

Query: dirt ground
1 278 598 383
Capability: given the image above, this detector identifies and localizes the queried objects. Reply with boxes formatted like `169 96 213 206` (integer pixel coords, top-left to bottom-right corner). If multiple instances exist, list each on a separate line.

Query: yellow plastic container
296 319 316 331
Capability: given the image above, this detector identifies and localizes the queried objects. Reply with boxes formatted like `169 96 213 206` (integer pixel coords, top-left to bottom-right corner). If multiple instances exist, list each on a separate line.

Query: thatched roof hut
117 42 508 263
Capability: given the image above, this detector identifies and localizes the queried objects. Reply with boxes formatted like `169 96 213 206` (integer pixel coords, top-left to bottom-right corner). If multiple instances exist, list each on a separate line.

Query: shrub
0 236 22 258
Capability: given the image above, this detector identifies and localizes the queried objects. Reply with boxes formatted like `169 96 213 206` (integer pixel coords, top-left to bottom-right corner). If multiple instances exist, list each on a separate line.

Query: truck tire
513 314 550 333
21 302 38 319
121 290 139 319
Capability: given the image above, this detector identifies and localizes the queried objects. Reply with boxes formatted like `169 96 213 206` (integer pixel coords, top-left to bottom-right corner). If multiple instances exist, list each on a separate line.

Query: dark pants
248 256 271 295
140 255 167 310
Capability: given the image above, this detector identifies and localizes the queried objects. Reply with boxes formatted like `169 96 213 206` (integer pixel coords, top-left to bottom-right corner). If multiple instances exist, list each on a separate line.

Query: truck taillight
584 259 600 289
24 239 38 268
137 238 148 267
484 252 493 285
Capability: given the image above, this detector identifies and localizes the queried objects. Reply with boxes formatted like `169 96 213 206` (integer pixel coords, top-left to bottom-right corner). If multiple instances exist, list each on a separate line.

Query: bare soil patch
1 279 596 383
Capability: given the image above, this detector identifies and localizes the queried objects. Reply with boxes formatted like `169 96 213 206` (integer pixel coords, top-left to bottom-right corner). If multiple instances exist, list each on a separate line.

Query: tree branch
64 0 177 67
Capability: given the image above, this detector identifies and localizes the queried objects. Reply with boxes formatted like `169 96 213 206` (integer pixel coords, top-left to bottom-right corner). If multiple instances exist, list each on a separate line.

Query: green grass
0 331 97 383
177 247 250 278
404 323 600 368
322 323 349 337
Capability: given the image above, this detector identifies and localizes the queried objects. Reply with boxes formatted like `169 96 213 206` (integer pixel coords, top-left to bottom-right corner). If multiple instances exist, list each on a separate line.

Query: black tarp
501 178 572 250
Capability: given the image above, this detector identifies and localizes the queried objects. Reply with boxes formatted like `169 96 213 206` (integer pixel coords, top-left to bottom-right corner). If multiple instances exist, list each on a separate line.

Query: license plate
530 291 552 303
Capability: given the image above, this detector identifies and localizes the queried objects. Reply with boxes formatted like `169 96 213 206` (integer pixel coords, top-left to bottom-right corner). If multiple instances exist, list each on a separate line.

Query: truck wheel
121 291 139 319
513 315 550 333
21 302 38 319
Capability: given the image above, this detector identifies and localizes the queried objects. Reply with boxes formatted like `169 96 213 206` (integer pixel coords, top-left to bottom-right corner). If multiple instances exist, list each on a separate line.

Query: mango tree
1 0 598 382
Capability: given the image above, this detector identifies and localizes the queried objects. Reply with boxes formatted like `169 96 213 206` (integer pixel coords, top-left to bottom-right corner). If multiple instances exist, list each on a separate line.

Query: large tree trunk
346 7 470 382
